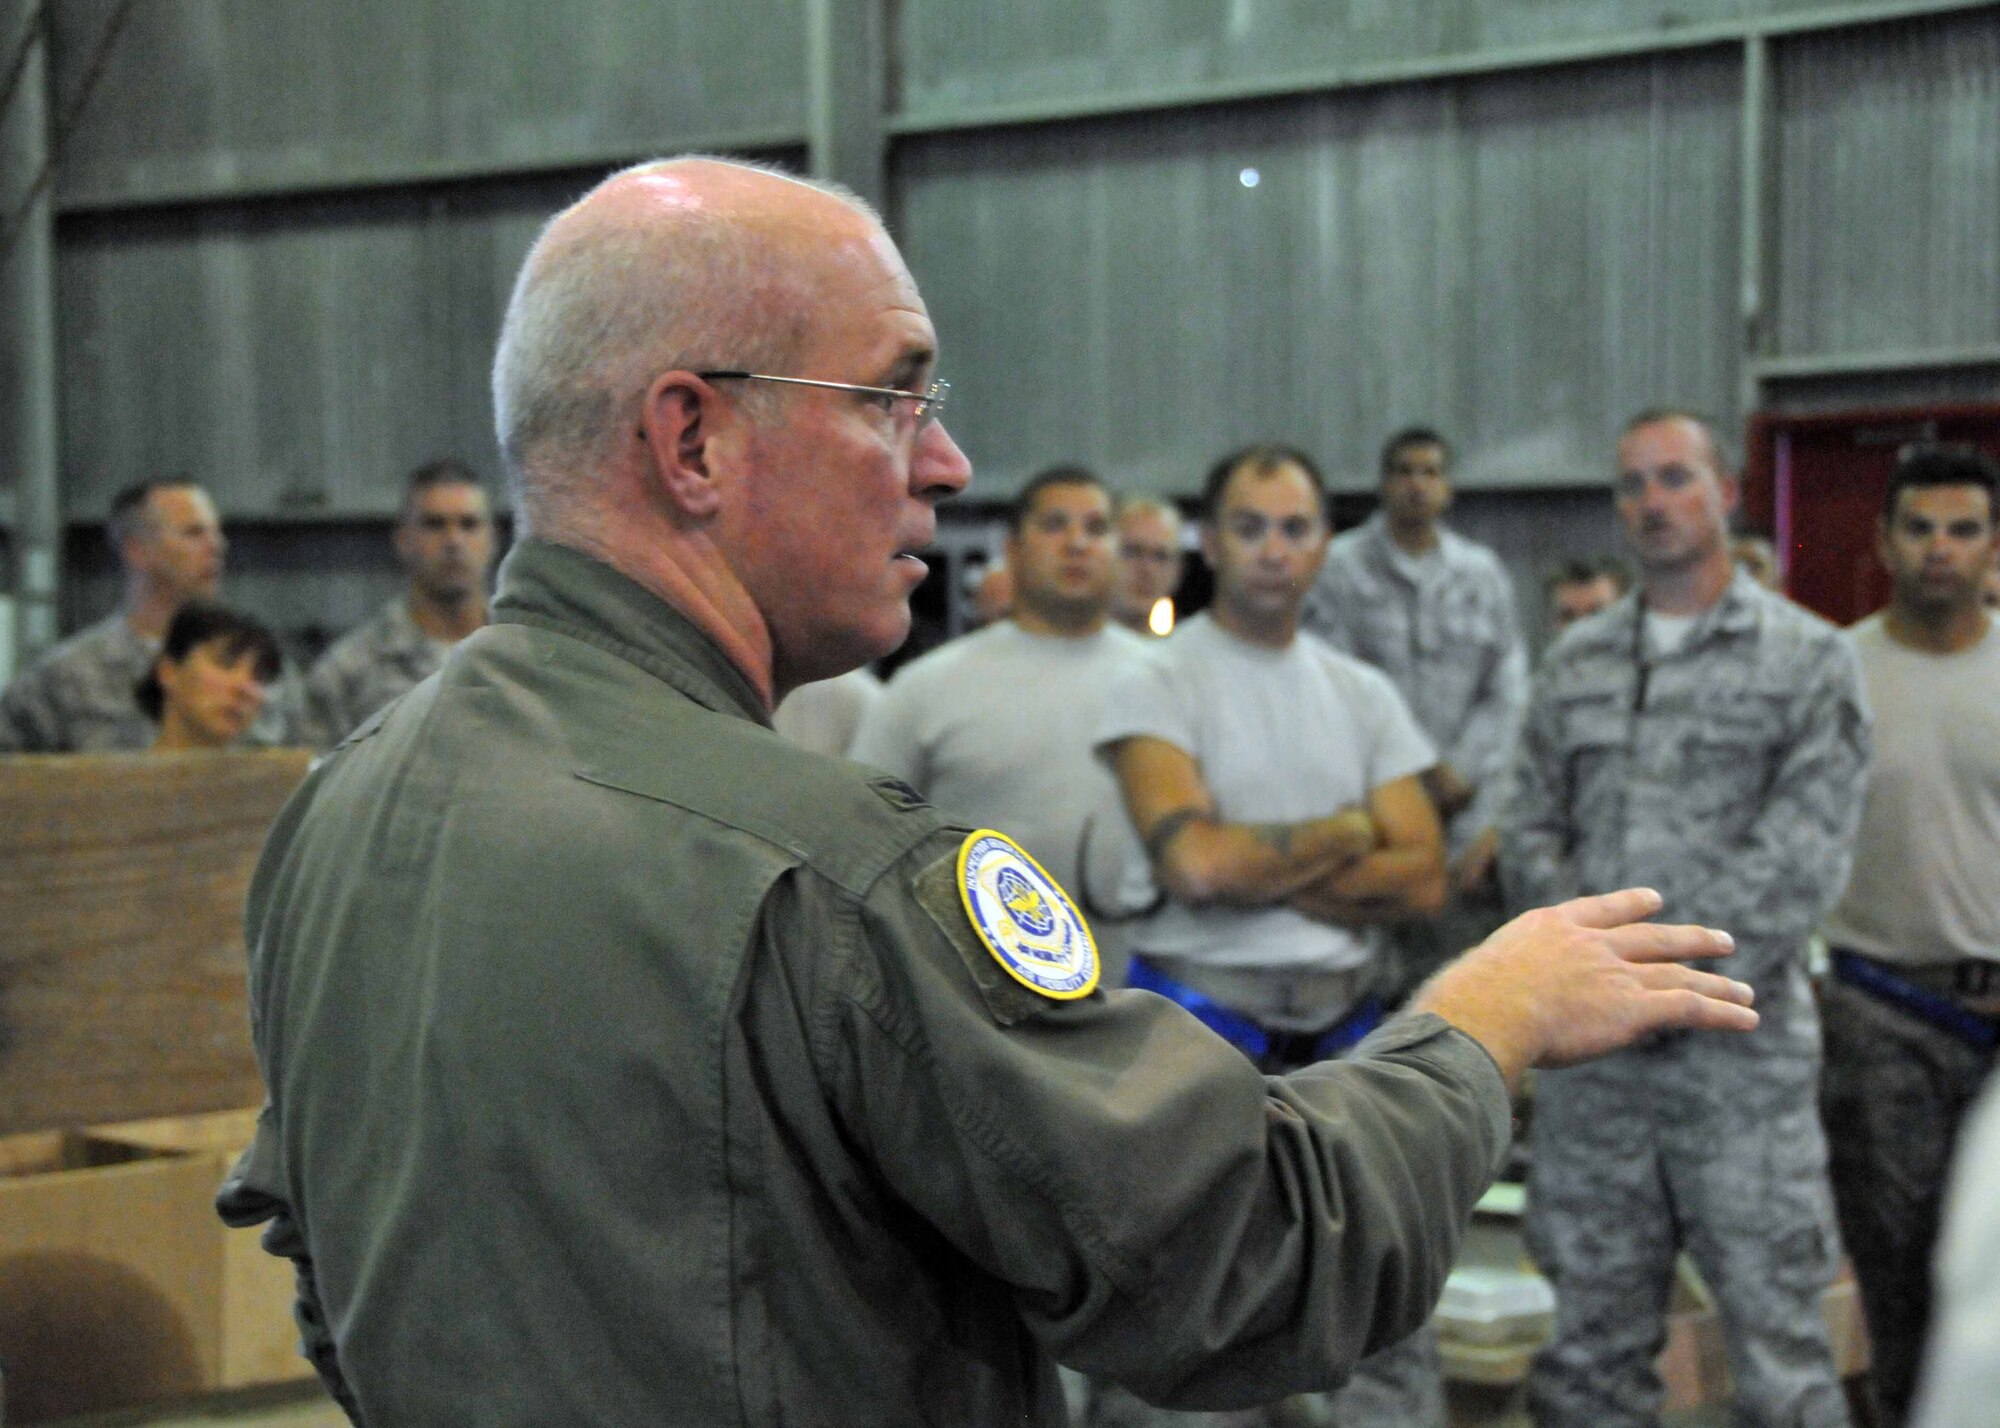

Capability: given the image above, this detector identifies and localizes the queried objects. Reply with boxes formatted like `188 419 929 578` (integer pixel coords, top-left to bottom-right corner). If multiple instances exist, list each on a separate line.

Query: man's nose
915 422 973 499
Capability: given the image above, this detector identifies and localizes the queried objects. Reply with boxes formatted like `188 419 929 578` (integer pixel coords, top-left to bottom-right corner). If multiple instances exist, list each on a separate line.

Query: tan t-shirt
1823 614 2000 966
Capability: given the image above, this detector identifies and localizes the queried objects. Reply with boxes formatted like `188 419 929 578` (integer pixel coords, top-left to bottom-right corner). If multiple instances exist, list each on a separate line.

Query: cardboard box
0 1109 311 1424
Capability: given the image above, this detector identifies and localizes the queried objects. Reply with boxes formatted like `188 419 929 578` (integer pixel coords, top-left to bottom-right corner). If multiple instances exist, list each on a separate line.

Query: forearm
1157 808 1375 907
1291 846 1446 923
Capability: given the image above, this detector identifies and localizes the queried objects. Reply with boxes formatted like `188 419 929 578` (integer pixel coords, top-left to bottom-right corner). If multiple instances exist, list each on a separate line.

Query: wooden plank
0 751 310 1133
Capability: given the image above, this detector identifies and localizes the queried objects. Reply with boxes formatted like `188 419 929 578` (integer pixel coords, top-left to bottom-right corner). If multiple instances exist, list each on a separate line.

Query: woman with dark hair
134 601 283 751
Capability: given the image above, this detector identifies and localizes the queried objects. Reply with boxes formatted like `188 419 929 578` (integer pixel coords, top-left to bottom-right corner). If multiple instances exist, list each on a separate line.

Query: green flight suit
219 537 1511 1427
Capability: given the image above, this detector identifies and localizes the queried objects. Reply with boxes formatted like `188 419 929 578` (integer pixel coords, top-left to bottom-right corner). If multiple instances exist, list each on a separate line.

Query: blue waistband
1127 956 1382 1068
1831 950 1998 1052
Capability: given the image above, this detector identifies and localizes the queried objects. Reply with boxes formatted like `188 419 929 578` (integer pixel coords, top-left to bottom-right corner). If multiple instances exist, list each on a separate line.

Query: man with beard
1819 444 2000 1428
301 459 497 746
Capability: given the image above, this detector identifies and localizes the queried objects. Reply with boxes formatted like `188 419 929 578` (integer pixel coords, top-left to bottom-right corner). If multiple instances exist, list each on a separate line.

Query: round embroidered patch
956 830 1099 1001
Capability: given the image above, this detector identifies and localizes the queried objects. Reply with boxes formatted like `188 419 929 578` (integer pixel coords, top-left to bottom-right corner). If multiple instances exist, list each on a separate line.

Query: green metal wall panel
1772 7 2000 357
898 0 1958 120
52 0 808 206
899 49 1741 499
57 170 605 521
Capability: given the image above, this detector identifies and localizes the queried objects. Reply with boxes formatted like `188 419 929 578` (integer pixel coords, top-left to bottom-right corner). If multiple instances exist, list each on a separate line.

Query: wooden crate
0 1112 313 1423
0 750 312 1133
0 753 315 1421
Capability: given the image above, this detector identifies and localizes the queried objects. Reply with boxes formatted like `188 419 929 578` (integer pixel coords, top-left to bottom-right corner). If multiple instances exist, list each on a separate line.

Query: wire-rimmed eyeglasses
698 371 950 428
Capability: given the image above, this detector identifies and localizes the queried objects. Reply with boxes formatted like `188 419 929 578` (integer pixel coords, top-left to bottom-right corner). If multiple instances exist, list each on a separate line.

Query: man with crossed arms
1096 443 1450 1428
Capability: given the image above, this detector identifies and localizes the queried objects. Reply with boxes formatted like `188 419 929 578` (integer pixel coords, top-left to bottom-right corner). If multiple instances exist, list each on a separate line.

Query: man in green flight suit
219 155 1761 1427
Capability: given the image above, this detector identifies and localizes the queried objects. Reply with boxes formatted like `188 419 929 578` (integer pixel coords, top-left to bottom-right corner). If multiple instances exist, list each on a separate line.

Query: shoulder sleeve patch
913 831 1100 1024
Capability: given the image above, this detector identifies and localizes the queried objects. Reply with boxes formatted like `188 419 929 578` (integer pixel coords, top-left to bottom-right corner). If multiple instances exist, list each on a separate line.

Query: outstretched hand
1408 888 1757 1094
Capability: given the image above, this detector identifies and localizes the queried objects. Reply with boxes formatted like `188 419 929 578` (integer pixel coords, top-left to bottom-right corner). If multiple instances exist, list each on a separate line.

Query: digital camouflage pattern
0 611 297 752
301 598 452 748
1821 977 1997 1427
1301 514 1528 847
1501 568 1870 1428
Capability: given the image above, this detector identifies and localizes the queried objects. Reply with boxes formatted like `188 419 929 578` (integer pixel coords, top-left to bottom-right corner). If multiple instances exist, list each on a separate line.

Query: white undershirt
1644 610 1699 657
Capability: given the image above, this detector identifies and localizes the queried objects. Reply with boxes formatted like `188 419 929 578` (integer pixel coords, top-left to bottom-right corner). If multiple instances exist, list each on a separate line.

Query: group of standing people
5 151 1994 1427
0 459 498 756
822 410 2000 1428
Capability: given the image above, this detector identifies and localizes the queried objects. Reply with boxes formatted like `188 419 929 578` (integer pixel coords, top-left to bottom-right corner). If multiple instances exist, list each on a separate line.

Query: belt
1829 948 1998 1052
1128 955 1382 1071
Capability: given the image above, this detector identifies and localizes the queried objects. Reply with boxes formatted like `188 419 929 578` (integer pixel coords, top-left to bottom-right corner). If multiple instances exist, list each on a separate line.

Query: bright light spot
1149 597 1176 637
1238 167 1261 189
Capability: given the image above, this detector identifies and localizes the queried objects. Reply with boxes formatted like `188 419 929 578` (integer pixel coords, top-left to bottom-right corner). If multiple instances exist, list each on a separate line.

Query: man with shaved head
221 159 1765 1427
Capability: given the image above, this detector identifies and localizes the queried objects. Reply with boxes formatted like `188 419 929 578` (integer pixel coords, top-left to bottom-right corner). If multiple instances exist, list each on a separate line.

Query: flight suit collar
490 538 772 726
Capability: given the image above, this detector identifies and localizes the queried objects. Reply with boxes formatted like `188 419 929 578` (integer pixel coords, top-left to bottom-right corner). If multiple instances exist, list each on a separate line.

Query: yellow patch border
955 829 1100 1001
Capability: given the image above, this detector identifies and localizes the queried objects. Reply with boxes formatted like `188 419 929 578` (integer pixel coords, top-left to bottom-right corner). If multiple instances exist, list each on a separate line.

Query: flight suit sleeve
822 838 1511 1410
1498 675 1579 913
216 1105 367 1424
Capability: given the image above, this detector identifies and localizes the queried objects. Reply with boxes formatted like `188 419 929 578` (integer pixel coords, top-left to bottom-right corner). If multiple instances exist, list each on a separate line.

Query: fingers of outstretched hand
1631 980 1761 1033
1561 887 1665 930
1628 961 1755 1006
1601 920 1736 964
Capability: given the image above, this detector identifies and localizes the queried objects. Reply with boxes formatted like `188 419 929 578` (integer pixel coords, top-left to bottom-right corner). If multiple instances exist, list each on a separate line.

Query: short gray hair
490 156 876 526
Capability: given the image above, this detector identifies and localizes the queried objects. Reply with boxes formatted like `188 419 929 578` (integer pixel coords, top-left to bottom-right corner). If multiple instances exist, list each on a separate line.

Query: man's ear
121 531 154 577
639 372 724 517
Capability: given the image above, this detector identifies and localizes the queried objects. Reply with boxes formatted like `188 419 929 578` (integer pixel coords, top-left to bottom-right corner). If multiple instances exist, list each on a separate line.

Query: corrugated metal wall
1771 8 2000 359
51 0 807 204
899 49 1742 495
11 0 1999 639
899 0 1953 117
46 1 807 528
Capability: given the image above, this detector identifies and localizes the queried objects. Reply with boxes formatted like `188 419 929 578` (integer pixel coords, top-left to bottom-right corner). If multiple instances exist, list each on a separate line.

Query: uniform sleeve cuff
1354 1011 1515 1176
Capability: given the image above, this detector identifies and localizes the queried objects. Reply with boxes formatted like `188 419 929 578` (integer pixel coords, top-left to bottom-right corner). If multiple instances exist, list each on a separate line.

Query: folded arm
1286 773 1446 924
1107 735 1376 907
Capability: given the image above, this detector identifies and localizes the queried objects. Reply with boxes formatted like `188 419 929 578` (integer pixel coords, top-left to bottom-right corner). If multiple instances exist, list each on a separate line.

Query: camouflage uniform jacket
1500 569 1870 1057
0 612 299 752
0 613 159 752
1302 515 1528 845
301 597 452 748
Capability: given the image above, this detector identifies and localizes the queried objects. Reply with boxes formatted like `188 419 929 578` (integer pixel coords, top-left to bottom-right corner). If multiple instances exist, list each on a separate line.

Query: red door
1743 403 2000 627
